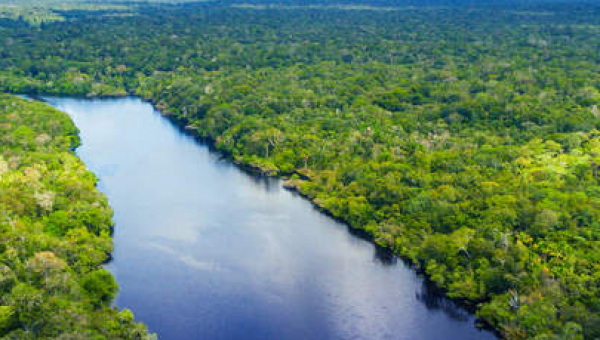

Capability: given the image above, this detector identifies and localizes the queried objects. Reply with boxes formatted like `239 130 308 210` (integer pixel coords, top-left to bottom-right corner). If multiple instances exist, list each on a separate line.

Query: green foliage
0 94 152 339
82 269 118 306
1 2 600 339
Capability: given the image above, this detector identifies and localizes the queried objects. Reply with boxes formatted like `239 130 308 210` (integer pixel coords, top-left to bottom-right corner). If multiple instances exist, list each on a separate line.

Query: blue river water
46 97 496 340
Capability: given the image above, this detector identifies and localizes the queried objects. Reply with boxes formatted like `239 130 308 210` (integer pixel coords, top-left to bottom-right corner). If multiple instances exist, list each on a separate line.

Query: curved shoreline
143 95 498 335
28 91 497 337
66 92 500 334
0 94 154 339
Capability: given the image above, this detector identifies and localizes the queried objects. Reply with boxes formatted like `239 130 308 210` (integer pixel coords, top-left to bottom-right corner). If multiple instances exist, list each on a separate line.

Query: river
45 97 496 340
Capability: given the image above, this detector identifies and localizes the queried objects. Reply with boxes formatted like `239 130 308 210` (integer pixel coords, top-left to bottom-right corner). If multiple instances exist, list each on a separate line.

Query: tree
81 269 118 307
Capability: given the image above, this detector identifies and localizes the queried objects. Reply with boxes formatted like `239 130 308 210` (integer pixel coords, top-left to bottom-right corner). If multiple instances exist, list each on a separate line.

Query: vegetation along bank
1 2 599 339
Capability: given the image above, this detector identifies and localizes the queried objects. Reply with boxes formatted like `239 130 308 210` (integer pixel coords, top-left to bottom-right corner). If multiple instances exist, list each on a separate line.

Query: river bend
46 97 495 340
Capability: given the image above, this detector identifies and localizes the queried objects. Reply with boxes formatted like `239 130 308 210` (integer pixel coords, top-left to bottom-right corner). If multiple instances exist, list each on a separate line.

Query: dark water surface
46 97 496 340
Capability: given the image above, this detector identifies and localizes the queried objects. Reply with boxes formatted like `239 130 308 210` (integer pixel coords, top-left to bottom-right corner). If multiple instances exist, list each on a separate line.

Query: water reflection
417 281 471 322
46 96 496 340
372 246 398 266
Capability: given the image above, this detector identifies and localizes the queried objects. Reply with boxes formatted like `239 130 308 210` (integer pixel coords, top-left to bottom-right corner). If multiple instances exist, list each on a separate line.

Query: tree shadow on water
416 280 471 322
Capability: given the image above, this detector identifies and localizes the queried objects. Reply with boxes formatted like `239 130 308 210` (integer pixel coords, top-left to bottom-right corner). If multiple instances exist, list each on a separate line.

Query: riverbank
0 94 153 339
94 91 500 333
2 4 599 337
28 90 498 336
44 95 496 340
141 93 496 325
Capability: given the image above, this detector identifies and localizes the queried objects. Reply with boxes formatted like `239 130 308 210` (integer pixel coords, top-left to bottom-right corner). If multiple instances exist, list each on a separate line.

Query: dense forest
0 94 154 338
1 1 600 339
